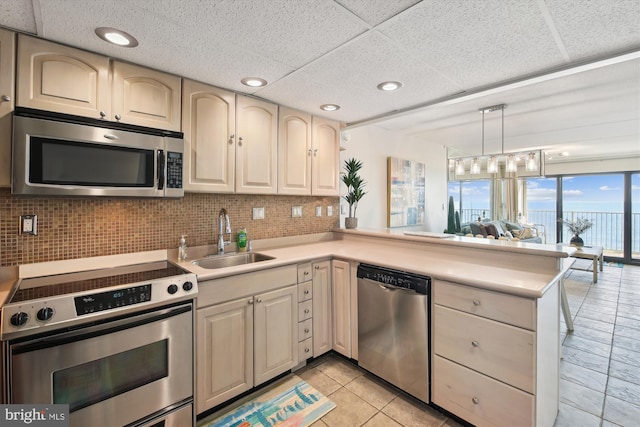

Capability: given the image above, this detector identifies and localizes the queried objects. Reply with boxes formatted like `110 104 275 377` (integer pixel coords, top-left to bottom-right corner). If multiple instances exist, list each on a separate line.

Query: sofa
461 219 543 243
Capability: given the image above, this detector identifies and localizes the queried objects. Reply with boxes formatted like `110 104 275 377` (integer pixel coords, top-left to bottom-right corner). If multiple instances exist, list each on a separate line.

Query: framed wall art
387 157 426 228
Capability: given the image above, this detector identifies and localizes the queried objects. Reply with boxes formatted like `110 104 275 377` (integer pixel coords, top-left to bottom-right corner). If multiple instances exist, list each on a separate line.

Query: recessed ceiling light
95 27 138 47
377 81 403 91
241 77 267 87
320 104 340 111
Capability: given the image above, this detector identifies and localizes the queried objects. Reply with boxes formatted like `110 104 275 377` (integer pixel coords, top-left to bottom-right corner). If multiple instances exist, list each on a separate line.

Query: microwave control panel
166 151 183 189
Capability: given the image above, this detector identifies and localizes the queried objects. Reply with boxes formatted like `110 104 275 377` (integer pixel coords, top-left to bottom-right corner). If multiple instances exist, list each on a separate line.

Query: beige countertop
2 229 575 306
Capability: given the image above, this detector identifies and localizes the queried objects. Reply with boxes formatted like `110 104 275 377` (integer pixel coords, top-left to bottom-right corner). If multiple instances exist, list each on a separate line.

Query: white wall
545 156 640 175
339 125 448 232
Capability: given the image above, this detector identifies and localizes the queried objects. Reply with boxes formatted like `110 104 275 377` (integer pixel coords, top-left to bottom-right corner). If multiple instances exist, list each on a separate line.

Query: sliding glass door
632 173 640 261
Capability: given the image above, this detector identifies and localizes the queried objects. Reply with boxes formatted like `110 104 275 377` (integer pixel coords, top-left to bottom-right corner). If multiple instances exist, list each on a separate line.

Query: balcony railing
459 209 640 256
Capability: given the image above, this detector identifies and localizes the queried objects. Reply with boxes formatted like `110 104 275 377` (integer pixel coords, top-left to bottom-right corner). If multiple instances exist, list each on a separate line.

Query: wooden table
571 245 604 283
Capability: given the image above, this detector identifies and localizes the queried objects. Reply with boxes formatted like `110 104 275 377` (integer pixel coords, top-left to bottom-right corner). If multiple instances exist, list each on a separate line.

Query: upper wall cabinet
0 28 15 188
235 95 278 194
111 61 181 131
16 35 181 131
311 117 340 196
278 110 340 196
278 107 312 195
182 79 236 193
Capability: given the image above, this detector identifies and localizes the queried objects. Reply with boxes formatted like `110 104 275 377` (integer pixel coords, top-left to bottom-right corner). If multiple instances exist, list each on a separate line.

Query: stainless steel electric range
1 260 198 427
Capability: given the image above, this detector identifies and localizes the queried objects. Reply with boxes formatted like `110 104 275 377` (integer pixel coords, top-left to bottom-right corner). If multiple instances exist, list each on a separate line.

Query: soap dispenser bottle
179 235 188 260
237 228 247 252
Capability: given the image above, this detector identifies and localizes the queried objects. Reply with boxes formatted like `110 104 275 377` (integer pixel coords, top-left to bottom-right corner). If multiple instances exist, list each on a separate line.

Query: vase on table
345 217 358 229
570 234 584 248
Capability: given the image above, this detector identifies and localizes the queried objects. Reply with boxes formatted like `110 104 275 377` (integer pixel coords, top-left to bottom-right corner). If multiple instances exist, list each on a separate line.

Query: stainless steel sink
191 252 274 269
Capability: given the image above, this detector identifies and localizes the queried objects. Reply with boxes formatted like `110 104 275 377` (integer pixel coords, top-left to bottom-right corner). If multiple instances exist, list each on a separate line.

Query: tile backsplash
0 188 339 267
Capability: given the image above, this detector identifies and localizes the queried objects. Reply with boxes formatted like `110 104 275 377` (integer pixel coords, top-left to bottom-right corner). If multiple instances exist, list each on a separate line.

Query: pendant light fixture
526 152 537 171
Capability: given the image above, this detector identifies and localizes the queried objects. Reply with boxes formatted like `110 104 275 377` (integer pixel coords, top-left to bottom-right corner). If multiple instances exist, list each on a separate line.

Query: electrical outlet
340 204 347 215
327 206 333 216
252 207 265 220
291 206 302 218
315 206 322 217
20 215 37 235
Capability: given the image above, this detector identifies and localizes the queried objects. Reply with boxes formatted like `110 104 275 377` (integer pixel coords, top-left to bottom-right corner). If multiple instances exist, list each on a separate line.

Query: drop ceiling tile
334 0 421 26
378 0 567 88
131 0 370 69
545 0 640 61
0 0 37 33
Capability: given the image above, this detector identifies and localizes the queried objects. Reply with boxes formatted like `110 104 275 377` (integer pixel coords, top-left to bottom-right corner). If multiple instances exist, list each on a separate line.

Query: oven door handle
11 303 192 355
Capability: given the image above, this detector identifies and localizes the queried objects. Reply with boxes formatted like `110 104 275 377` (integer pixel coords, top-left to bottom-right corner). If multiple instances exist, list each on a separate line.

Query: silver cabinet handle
313 148 318 156
238 137 243 146
314 265 319 270
304 328 310 333
229 134 235 144
305 347 310 353
304 290 310 294
99 110 107 118
472 397 479 404
104 134 119 140
1 95 11 102
304 271 309 276
304 309 310 314
307 149 312 156
473 299 481 306
256 298 262 303
115 114 122 121
472 340 479 347
248 299 254 305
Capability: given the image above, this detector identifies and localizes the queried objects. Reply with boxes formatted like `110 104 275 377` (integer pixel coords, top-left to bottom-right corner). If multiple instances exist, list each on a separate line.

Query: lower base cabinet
197 284 297 413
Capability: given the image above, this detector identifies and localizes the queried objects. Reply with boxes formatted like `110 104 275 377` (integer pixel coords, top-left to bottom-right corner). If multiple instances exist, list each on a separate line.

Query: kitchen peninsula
1 229 574 427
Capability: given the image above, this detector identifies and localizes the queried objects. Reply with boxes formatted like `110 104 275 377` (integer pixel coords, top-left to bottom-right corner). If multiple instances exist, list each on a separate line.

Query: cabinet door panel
0 29 15 187
196 298 253 413
278 107 311 195
235 95 277 194
254 285 296 386
311 117 339 196
312 261 332 356
332 259 351 357
182 80 235 192
112 61 181 131
17 35 109 118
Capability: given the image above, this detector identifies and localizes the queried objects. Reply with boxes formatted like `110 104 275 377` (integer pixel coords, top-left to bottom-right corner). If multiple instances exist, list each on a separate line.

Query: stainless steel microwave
12 109 184 198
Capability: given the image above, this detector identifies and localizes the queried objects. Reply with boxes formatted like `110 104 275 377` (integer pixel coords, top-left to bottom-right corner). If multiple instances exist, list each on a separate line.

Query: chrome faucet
217 208 232 254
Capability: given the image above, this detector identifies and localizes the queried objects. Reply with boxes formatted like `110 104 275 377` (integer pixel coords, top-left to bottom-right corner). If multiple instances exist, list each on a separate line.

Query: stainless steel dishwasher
357 263 430 403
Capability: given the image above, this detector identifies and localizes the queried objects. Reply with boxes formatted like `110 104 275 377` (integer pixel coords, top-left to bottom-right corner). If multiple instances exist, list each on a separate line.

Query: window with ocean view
632 173 640 261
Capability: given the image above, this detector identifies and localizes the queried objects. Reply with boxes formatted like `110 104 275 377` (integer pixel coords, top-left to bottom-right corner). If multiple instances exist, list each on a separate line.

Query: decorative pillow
489 221 506 237
478 224 489 237
503 221 524 232
484 223 499 238
469 222 482 236
519 227 534 239
505 231 514 239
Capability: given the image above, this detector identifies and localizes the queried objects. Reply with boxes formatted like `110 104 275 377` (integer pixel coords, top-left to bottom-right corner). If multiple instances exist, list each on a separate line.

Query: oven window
29 137 154 187
53 340 168 412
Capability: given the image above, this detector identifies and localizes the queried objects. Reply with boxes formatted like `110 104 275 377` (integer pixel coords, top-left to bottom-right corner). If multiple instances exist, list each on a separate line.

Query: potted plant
559 217 593 248
341 158 367 229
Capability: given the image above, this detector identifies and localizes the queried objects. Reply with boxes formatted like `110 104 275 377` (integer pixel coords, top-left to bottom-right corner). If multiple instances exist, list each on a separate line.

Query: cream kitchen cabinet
196 266 297 413
297 263 314 363
235 95 278 194
432 279 559 427
111 61 181 131
331 259 351 357
277 108 340 196
181 80 236 192
312 260 332 357
17 35 181 131
0 28 15 188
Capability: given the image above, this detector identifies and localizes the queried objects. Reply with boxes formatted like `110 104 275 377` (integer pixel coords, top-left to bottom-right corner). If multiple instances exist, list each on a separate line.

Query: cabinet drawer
298 281 312 302
298 263 312 283
433 280 536 330
298 338 313 361
433 356 534 427
298 318 313 342
434 305 535 393
298 300 312 321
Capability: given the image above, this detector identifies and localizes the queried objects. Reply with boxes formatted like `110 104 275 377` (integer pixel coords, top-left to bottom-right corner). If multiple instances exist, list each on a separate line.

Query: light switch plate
252 207 265 220
20 214 37 235
291 206 302 218
327 206 334 216
315 206 322 217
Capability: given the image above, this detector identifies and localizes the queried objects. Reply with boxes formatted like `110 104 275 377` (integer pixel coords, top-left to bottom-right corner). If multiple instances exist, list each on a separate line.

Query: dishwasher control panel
357 264 430 294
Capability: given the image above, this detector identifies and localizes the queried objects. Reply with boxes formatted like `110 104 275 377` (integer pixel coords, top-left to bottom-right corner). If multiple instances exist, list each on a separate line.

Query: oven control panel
74 284 152 315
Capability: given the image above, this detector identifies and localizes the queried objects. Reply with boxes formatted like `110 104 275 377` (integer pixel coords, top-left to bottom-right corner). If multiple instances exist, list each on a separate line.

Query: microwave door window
30 137 154 187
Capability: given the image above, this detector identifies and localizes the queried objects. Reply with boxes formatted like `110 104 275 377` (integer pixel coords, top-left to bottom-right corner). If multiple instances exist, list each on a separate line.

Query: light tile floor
295 262 640 427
